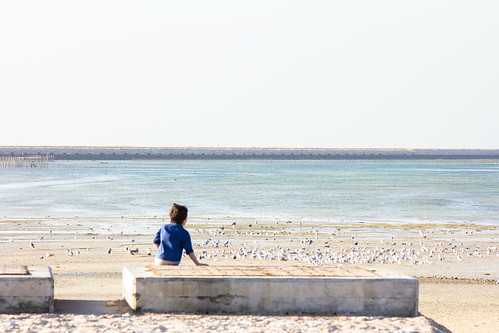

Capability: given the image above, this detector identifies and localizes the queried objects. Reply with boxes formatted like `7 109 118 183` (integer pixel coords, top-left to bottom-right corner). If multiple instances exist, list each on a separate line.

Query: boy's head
170 203 188 225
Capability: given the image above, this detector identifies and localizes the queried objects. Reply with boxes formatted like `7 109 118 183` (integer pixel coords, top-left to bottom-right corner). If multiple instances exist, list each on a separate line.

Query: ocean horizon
1 146 498 161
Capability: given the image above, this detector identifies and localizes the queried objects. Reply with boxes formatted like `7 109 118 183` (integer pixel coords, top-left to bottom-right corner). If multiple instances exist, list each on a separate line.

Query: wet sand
1 216 498 332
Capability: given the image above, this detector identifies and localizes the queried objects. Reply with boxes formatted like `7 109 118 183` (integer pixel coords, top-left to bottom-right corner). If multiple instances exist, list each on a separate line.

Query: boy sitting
153 203 207 266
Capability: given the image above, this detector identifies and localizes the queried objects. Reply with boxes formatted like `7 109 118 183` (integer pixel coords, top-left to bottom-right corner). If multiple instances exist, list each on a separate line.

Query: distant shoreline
0 146 498 161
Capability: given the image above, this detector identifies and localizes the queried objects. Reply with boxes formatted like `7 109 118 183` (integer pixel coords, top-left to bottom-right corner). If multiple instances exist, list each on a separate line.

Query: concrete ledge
123 266 418 316
0 266 54 313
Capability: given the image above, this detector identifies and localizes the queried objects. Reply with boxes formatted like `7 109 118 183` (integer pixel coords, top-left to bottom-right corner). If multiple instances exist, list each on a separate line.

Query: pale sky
0 1 498 148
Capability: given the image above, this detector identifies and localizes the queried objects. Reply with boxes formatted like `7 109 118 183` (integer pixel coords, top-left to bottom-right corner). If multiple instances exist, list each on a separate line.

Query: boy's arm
153 229 161 248
188 252 208 266
184 232 206 265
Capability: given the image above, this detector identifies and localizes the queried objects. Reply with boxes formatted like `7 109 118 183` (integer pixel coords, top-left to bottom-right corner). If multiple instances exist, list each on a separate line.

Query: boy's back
154 223 193 262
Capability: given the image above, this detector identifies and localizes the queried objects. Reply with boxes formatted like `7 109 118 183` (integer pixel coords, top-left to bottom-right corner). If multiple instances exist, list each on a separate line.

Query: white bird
147 248 152 256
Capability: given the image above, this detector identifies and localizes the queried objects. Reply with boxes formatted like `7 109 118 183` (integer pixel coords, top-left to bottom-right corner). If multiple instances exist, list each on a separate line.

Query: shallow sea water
0 160 497 227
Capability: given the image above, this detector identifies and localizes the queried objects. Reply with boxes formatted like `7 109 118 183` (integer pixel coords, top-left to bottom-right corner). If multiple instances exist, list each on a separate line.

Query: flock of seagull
26 225 498 274
193 237 499 266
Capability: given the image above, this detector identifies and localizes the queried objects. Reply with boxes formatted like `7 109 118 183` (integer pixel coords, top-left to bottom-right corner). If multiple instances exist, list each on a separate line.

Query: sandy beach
1 216 498 332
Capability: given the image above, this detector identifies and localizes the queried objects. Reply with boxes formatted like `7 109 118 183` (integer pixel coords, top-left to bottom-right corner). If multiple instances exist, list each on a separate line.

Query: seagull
147 248 152 256
107 248 112 254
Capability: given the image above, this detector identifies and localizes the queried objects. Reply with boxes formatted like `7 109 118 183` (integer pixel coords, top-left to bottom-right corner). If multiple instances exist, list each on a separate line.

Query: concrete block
0 266 54 313
123 266 418 316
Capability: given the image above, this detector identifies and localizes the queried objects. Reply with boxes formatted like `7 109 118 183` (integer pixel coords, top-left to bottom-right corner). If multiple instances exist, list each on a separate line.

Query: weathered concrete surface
123 266 418 317
0 266 54 313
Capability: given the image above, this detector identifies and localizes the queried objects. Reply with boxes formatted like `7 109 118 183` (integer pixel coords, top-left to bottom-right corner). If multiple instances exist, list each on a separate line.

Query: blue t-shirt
154 223 193 262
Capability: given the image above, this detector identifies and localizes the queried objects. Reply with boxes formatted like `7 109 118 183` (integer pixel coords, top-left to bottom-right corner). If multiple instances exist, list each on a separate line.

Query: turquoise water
0 160 497 225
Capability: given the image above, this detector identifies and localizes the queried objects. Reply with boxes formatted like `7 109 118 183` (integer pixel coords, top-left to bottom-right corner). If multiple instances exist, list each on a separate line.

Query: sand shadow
54 299 131 315
423 316 452 333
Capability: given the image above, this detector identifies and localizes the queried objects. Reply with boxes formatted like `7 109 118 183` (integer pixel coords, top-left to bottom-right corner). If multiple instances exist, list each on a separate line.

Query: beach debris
29 241 35 249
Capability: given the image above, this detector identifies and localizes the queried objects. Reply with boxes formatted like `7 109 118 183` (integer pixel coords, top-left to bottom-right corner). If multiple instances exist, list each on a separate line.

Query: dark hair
170 203 188 224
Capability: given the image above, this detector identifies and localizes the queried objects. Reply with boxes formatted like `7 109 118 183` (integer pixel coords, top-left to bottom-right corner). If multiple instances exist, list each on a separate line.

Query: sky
0 1 498 149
